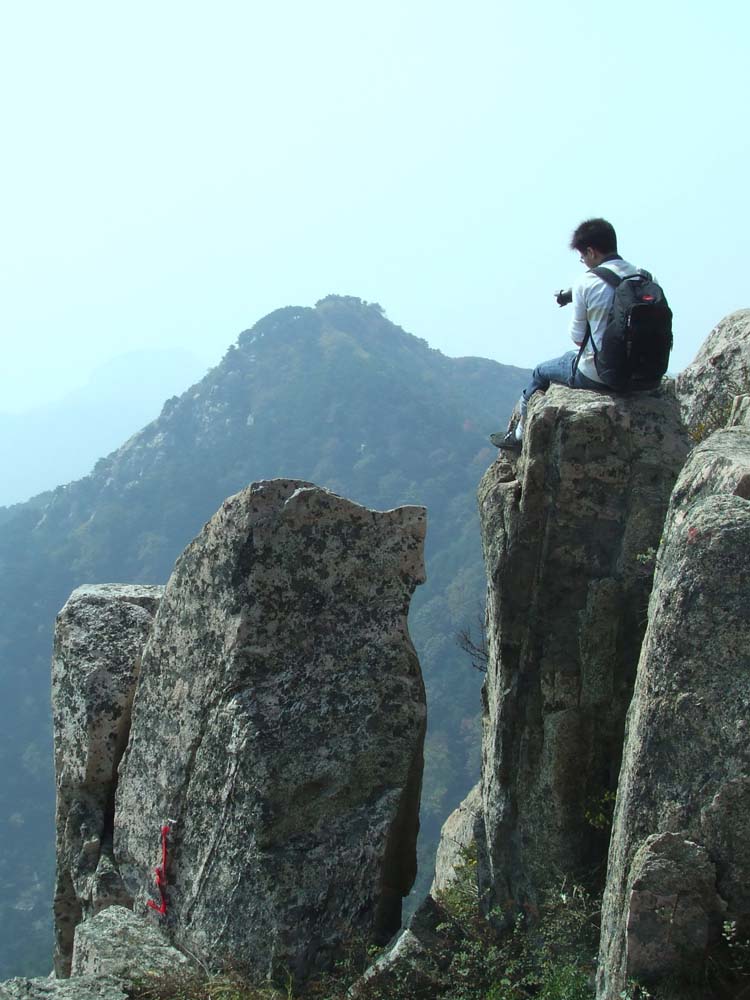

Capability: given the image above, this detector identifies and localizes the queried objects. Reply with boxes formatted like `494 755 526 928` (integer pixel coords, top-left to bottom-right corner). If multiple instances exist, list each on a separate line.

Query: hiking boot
489 430 521 451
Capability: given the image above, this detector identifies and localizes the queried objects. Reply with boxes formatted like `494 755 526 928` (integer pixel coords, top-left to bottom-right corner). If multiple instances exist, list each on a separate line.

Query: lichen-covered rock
479 385 688 921
52 585 163 977
0 977 127 1000
676 308 750 434
431 783 483 895
597 427 750 999
71 905 189 978
114 480 427 982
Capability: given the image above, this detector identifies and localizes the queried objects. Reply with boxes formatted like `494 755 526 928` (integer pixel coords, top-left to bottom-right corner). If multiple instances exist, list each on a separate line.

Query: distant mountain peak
315 293 385 313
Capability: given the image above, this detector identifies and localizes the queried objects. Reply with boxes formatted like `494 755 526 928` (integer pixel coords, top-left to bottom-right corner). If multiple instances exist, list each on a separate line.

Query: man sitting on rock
491 217 636 451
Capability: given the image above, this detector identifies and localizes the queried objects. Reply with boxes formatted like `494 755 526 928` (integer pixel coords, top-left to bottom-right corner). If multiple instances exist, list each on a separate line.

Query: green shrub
537 962 592 999
434 846 598 999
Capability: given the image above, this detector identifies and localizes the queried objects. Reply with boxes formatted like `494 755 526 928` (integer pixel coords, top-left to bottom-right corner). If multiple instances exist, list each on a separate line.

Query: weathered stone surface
597 427 750 999
53 585 163 977
729 393 750 429
0 977 127 1000
431 783 483 895
114 480 427 982
478 385 688 921
71 905 189 978
676 308 750 433
623 834 723 983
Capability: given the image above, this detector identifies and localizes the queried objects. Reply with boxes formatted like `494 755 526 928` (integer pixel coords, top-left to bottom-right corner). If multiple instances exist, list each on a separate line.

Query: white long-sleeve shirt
569 256 637 384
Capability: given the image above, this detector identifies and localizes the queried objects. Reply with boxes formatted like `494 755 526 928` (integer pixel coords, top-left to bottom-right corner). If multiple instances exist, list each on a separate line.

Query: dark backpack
578 267 673 391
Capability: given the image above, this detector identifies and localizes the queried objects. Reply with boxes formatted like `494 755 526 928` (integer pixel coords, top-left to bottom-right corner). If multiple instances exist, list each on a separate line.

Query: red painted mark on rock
147 823 172 915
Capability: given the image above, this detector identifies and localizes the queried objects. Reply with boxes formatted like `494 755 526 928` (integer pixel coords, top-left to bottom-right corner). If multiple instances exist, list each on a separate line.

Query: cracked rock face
52 585 164 977
114 480 427 982
597 427 750 999
478 385 688 921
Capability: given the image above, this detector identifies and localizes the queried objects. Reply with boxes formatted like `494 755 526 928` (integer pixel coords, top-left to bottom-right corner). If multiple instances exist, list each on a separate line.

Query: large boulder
52 585 163 977
597 426 750 998
478 385 689 920
71 906 189 978
676 308 750 436
113 480 427 982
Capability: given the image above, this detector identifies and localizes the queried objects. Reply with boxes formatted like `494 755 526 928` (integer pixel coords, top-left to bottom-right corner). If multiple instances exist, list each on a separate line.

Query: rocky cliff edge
597 415 750 998
478 383 689 917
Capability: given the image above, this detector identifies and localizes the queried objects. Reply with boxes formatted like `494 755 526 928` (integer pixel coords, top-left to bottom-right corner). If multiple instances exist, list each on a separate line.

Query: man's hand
555 288 573 307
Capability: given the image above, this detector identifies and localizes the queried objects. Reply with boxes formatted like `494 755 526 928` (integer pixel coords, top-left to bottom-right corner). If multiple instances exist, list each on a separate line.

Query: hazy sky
2 0 748 414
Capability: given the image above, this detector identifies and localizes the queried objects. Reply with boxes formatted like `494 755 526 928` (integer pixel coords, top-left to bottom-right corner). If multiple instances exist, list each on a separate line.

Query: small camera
555 288 573 307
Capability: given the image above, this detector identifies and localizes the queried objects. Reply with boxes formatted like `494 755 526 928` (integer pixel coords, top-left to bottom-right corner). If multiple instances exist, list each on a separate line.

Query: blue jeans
521 351 604 418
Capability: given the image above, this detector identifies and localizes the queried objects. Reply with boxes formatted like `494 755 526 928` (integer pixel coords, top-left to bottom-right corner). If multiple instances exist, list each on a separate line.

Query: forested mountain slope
0 295 527 976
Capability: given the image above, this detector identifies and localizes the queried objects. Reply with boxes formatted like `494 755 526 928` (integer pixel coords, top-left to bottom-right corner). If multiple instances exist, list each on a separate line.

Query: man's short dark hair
570 218 618 254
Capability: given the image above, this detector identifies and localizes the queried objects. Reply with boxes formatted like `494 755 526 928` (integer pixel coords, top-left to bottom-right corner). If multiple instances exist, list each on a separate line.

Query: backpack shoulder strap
572 323 591 379
591 266 622 288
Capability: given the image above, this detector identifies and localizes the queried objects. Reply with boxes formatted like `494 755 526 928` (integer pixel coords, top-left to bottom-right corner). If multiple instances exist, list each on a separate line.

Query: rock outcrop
112 480 427 982
478 385 689 920
0 978 128 1000
71 906 188 978
52 585 164 977
431 783 483 895
676 308 750 434
597 426 750 998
